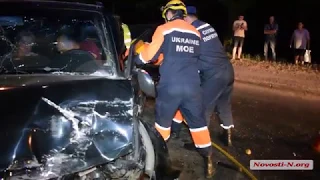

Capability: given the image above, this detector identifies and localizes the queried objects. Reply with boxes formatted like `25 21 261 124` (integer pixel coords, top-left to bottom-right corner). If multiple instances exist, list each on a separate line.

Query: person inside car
56 32 80 53
52 31 99 72
11 31 50 69
79 40 101 59
14 31 38 60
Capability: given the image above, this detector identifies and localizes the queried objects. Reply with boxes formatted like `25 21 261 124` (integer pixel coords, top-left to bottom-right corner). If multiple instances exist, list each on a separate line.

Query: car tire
139 121 156 179
139 121 181 180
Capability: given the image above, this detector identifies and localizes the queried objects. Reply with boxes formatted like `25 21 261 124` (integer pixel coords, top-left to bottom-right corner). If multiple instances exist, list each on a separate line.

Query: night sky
101 0 318 63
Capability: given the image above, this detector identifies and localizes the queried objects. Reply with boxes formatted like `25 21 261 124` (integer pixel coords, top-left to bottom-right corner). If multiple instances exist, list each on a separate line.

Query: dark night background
98 0 319 63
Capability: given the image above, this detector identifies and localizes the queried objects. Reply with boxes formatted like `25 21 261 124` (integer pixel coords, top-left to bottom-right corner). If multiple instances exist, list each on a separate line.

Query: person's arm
232 21 238 31
266 24 278 34
273 24 278 34
136 26 164 65
264 24 270 34
153 53 164 65
306 30 310 49
242 21 248 31
290 32 294 47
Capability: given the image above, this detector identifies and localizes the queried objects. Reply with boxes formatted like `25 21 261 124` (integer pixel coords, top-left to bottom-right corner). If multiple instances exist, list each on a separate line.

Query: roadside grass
223 38 319 74
226 52 319 74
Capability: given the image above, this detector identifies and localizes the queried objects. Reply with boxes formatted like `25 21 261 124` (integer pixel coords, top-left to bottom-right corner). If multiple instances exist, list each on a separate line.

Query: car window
0 8 117 76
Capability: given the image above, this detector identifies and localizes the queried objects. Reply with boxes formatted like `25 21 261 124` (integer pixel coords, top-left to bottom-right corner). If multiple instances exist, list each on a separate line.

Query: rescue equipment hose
211 142 258 180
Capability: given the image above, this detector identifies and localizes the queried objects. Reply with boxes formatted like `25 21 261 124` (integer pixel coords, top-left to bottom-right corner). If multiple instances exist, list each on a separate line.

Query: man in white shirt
232 15 247 60
290 22 310 64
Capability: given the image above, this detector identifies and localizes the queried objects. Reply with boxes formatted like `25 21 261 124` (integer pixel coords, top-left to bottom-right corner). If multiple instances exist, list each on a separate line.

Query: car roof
0 0 104 13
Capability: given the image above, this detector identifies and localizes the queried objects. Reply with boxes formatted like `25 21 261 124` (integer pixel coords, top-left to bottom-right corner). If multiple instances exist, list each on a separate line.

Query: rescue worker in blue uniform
135 1 215 178
171 6 235 147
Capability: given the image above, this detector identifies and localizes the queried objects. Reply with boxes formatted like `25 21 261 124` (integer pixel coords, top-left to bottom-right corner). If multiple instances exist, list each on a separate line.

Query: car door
124 30 156 116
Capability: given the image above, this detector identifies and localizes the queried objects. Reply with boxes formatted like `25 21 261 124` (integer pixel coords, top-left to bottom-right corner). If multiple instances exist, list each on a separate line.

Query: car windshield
0 5 117 77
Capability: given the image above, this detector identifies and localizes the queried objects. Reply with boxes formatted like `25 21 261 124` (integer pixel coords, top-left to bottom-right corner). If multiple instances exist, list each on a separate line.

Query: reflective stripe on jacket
137 19 201 85
122 23 131 49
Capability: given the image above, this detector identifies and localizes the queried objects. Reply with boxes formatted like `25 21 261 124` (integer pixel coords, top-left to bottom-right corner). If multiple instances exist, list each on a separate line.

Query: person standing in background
264 16 278 61
232 15 247 61
290 22 310 65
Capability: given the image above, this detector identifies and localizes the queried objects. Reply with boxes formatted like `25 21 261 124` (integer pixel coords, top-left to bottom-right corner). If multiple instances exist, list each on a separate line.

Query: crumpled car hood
0 74 135 178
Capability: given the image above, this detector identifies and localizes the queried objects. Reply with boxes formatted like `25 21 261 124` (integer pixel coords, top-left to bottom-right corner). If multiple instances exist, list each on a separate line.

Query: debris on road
245 149 252 155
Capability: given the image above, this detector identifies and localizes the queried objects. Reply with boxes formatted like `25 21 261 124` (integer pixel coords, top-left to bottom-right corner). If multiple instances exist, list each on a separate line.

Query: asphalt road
142 82 320 180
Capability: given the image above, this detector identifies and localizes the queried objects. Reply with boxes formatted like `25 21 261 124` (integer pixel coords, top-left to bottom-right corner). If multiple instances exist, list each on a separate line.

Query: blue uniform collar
191 19 201 27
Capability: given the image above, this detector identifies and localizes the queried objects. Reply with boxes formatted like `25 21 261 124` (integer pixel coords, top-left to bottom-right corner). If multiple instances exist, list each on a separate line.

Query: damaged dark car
0 1 178 179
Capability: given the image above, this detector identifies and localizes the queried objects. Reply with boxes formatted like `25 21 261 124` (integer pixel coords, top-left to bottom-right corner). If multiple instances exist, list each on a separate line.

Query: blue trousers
155 83 212 155
264 38 276 60
172 63 234 132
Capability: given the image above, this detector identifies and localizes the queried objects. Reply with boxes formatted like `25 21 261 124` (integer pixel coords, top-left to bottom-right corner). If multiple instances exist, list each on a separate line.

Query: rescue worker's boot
204 154 215 178
227 129 232 146
198 147 215 178
170 131 180 140
183 142 196 151
222 128 232 146
170 121 182 140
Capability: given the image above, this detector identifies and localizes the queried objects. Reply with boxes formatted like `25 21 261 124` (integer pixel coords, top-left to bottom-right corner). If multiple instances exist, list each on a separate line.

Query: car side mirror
136 68 156 98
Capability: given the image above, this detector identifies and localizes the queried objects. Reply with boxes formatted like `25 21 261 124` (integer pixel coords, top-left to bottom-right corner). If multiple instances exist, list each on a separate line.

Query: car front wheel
139 121 156 179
